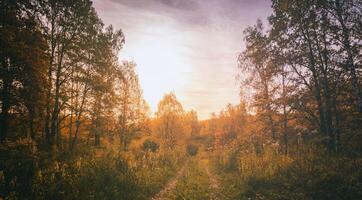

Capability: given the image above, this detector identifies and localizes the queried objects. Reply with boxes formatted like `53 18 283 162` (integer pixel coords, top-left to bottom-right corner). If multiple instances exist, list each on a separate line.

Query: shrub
212 148 362 200
32 152 141 200
0 149 37 199
186 144 198 156
142 139 159 152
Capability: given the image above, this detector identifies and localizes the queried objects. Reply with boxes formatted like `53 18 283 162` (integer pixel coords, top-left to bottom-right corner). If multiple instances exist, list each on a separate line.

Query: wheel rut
205 165 223 200
151 164 186 200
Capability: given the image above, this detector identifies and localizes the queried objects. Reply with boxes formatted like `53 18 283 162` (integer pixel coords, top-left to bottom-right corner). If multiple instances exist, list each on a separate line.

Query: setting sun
119 25 192 114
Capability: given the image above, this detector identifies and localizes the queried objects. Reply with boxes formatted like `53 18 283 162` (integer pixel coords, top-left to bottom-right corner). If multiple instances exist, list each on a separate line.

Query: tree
329 0 362 113
208 112 217 137
86 25 124 147
236 0 362 153
156 92 185 150
40 0 108 147
116 61 149 151
212 103 247 149
36 0 125 149
186 110 200 138
0 0 47 142
269 0 347 152
238 20 278 141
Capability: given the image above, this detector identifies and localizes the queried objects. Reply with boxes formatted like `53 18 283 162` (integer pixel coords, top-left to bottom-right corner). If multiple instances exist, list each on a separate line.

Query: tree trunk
93 95 101 147
261 75 276 140
281 68 288 155
28 108 35 139
0 76 11 142
50 78 60 146
50 43 65 147
71 84 89 150
68 110 73 150
95 131 100 146
68 73 74 150
301 25 327 137
44 14 56 146
321 71 335 152
56 114 62 150
318 23 336 152
44 79 51 145
332 94 341 153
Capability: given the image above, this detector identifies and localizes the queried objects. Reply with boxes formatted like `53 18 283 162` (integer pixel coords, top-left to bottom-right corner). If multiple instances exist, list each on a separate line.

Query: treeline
0 3 202 198
0 0 152 151
209 1 362 199
0 1 201 199
237 0 362 154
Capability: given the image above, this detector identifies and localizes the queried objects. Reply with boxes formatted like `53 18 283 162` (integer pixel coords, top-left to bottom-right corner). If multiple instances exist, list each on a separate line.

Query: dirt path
205 165 223 200
151 164 186 200
151 159 224 200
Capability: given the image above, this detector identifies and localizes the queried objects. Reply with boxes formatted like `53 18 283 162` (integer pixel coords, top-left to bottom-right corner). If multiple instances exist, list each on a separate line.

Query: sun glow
119 26 192 113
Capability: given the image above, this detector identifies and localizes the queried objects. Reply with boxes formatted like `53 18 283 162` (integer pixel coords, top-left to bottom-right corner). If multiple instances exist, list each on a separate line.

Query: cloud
107 0 209 26
92 0 272 119
110 0 199 10
153 0 199 10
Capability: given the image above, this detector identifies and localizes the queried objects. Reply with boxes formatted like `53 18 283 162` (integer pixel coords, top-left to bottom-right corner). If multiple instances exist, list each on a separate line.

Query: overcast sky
92 0 272 119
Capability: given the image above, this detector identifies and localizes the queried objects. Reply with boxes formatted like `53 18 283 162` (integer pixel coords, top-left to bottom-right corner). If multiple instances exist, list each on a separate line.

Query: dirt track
151 164 187 200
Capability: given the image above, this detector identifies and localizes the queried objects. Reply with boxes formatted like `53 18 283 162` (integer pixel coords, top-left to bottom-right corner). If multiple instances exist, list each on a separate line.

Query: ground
151 154 225 200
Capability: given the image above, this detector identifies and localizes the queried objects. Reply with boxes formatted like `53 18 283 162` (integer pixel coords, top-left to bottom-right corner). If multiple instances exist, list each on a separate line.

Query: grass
0 144 185 200
163 156 213 200
210 148 362 200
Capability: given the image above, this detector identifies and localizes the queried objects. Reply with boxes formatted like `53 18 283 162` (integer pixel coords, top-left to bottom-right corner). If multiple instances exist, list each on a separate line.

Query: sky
92 0 272 119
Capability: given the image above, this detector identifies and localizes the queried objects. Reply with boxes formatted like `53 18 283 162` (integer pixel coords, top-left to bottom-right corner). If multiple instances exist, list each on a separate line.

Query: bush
32 152 141 200
238 157 362 200
142 139 159 152
0 148 37 199
1 144 186 200
212 149 362 200
186 144 198 156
